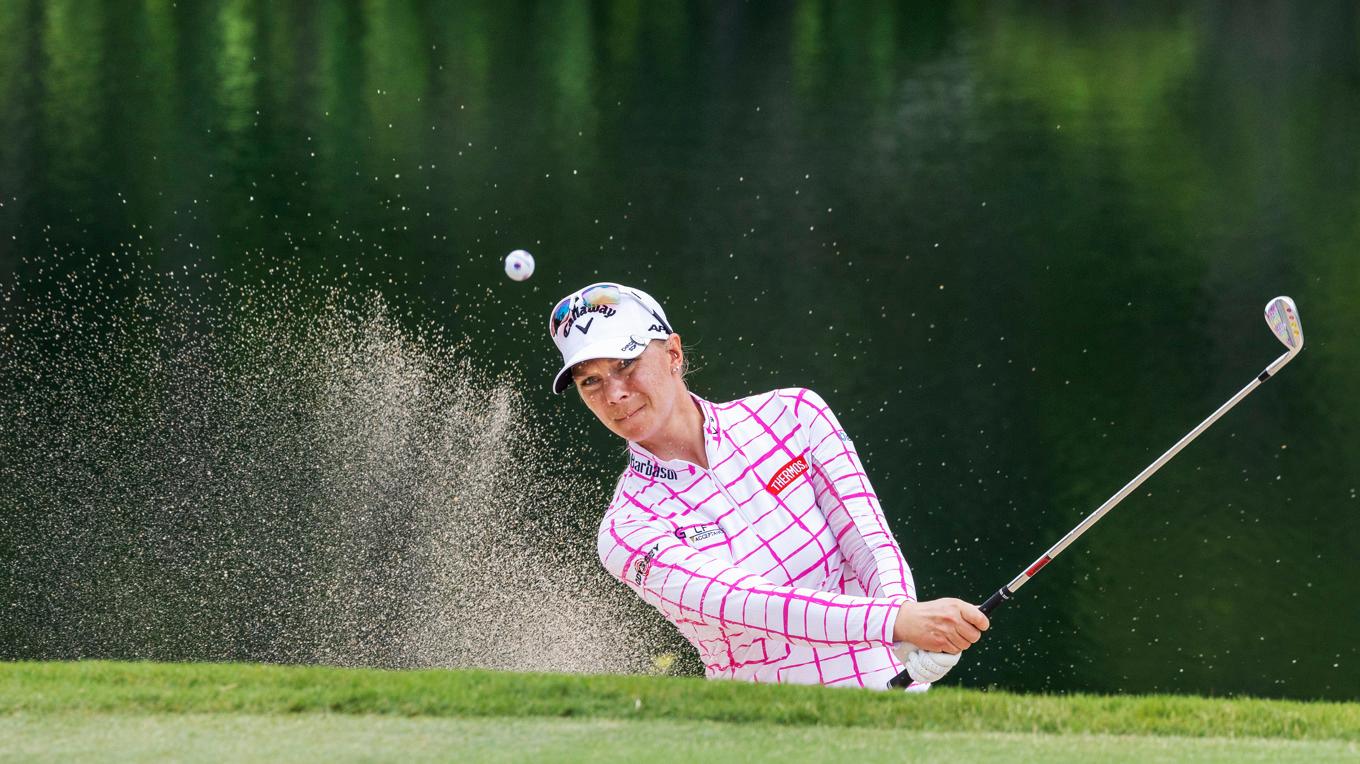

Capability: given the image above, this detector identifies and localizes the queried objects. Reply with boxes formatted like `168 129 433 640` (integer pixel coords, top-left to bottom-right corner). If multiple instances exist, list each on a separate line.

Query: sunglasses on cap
550 283 646 336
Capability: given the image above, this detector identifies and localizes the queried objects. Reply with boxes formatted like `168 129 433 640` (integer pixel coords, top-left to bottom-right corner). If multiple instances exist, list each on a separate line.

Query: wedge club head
1265 296 1304 354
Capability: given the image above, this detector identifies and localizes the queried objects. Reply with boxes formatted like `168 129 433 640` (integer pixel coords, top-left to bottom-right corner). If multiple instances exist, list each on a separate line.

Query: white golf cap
548 282 673 394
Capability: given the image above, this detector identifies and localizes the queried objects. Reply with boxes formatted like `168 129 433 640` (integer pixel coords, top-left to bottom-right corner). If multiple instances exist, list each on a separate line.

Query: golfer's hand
891 598 989 653
892 642 962 684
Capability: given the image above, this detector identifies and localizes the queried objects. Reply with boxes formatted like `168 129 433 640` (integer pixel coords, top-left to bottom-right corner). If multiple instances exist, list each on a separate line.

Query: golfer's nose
603 371 631 403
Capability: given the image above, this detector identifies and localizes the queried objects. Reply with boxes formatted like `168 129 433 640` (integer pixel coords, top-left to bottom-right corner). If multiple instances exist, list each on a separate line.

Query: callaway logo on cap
548 282 673 394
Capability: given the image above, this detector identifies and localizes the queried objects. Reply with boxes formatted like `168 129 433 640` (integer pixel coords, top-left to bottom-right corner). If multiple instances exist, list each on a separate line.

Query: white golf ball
504 249 535 281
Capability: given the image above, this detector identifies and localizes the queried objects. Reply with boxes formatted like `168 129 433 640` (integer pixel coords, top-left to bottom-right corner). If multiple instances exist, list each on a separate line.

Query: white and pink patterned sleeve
786 388 917 602
598 506 905 649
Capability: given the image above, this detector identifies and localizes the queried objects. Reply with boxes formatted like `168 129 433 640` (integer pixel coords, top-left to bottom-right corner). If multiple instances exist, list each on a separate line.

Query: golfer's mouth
615 405 645 422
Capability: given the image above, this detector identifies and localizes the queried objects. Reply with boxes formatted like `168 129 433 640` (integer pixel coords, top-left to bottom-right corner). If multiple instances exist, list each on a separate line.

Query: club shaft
995 351 1290 600
888 349 1295 688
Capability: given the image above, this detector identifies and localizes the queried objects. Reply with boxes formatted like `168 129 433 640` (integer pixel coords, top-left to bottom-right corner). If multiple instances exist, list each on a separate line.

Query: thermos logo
765 453 810 495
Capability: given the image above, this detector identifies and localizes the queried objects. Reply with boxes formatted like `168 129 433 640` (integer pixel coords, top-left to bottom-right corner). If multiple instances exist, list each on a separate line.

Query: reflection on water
1 1 1357 699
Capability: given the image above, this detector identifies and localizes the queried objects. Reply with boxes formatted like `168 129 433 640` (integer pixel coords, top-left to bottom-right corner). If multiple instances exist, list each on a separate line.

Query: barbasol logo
764 453 810 495
630 455 677 481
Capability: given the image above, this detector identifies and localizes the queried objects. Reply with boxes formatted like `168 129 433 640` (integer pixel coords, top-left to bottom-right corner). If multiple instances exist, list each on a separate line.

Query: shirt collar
694 392 722 444
625 392 722 470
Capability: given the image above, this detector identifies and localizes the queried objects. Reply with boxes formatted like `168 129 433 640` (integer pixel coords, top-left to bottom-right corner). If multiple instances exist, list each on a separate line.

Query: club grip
887 665 913 689
886 588 1013 690
979 587 1012 616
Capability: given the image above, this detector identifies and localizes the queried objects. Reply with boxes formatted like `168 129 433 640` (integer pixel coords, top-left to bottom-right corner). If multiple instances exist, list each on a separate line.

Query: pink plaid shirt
598 388 921 689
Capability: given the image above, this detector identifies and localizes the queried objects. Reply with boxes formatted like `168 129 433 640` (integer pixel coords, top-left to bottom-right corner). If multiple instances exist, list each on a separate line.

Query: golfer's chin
607 404 652 441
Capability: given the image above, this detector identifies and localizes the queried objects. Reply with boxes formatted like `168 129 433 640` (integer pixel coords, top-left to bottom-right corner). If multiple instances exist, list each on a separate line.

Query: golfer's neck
638 393 708 469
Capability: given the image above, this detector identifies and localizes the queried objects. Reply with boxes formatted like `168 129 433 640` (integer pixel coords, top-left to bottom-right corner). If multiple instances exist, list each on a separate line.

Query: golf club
889 296 1305 689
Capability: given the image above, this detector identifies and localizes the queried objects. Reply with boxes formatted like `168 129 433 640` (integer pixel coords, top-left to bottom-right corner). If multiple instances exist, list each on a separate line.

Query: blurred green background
1 1 1356 699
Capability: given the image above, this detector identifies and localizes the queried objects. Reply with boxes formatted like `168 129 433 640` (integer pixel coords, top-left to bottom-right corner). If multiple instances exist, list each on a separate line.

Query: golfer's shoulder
598 468 655 525
595 470 670 559
769 386 833 418
603 469 633 514
596 471 630 535
710 387 826 415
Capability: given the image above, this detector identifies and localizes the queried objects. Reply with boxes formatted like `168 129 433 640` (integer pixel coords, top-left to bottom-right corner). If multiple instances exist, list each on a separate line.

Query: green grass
2 661 1358 762
4 714 1357 763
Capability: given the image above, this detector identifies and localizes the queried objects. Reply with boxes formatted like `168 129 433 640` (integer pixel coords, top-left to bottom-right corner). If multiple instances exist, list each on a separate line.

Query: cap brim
551 336 653 394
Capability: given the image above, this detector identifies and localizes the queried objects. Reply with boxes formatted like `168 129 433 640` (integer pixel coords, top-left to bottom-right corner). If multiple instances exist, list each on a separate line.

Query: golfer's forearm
689 578 908 647
891 603 925 643
601 524 908 647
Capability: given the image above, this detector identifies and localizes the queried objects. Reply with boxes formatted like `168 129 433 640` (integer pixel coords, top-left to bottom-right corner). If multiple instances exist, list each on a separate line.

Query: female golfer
549 282 988 690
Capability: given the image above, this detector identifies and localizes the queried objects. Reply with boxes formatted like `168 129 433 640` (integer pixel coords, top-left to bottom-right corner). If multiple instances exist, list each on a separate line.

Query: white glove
892 642 961 684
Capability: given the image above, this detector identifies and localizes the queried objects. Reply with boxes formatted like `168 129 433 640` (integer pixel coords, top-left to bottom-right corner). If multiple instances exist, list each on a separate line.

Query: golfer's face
572 342 674 442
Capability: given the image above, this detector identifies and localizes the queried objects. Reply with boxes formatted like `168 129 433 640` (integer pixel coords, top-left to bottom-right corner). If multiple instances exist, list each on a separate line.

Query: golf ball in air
504 250 535 281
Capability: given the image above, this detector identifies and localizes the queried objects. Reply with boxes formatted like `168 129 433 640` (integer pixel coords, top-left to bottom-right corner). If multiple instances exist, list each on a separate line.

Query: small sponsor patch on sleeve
835 429 852 443
674 523 727 545
632 544 660 585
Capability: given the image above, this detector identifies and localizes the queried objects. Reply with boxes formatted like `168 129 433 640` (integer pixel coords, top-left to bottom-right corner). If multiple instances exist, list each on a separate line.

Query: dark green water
2 1 1357 699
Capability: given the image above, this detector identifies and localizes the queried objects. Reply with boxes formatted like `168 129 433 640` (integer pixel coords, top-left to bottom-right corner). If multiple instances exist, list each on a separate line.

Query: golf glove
892 642 961 685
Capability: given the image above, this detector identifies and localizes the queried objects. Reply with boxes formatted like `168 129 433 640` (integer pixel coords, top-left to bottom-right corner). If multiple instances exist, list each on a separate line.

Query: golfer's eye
618 358 635 372
578 376 599 389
